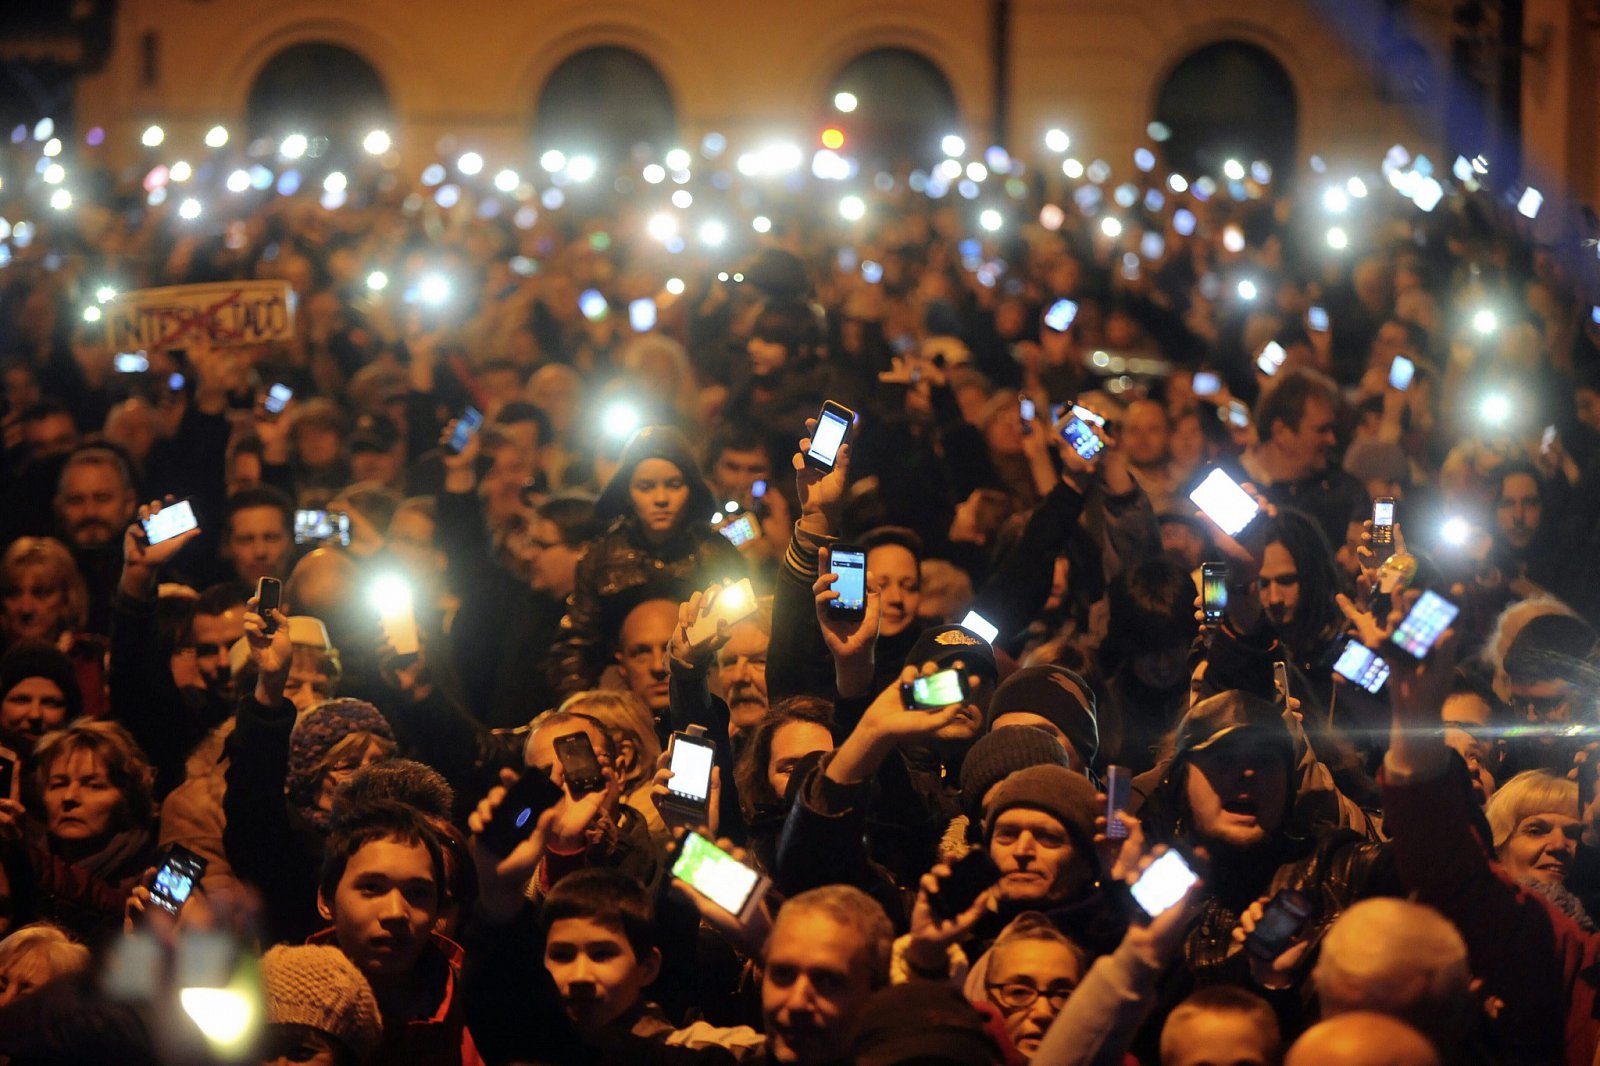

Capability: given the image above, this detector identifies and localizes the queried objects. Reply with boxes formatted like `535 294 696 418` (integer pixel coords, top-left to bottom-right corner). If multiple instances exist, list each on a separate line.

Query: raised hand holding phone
669 829 773 952
121 498 203 596
793 417 851 530
906 853 999 973
1233 890 1318 990
813 546 881 697
243 591 293 704
467 767 563 919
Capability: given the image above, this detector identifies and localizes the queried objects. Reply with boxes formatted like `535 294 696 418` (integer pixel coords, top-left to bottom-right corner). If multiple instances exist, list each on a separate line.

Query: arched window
1154 42 1298 179
827 48 959 165
534 46 675 162
247 43 391 142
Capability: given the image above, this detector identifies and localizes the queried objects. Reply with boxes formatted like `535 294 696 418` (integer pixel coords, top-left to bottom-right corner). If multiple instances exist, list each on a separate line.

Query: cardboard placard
105 281 296 351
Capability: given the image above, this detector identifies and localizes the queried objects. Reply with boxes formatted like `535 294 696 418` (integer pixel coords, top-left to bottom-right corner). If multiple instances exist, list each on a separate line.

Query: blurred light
366 270 388 292
834 91 858 113
702 132 727 157
1472 308 1498 335
42 163 64 185
985 146 1010 173
180 987 257 1053
603 400 642 439
514 204 538 228
1518 187 1544 219
82 305 102 323
839 195 866 222
1440 516 1472 547
1222 225 1245 253
178 197 201 220
42 137 61 157
144 165 169 190
276 170 301 196
540 187 564 210
1251 161 1272 183
141 125 165 147
363 129 391 155
1322 187 1349 213
665 148 692 171
95 285 116 303
941 134 966 157
249 165 273 190
49 188 72 210
1100 217 1123 238
1237 279 1259 301
1039 204 1065 230
323 171 347 193
280 133 308 159
493 168 519 192
665 277 685 295
1086 160 1111 184
964 161 986 182
566 156 596 182
1113 183 1138 208
670 189 693 209
33 118 52 141
204 125 229 148
752 214 772 233
418 273 450 306
1063 158 1084 179
1479 392 1511 424
421 163 446 186
85 127 104 146
937 158 963 181
1223 159 1245 181
699 219 728 245
226 169 251 193
1134 148 1156 172
642 163 666 184
957 179 979 200
1326 226 1349 250
647 212 678 241
821 127 845 150
1411 177 1444 212
457 151 483 175
861 260 883 283
169 160 192 182
1147 121 1171 142
1168 174 1189 193
1045 128 1070 152
979 208 1003 232
367 572 414 617
540 149 566 173
1347 176 1369 198
434 184 460 208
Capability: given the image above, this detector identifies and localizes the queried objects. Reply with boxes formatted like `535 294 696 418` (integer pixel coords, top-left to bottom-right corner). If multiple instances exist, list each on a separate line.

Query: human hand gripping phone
1388 590 1459 660
1105 765 1132 840
141 499 199 545
1201 563 1228 626
672 831 769 925
685 578 758 646
805 401 856 472
554 732 608 797
901 669 965 710
1189 469 1260 538
149 844 208 915
479 770 565 857
826 544 868 622
660 731 716 821
1130 850 1200 917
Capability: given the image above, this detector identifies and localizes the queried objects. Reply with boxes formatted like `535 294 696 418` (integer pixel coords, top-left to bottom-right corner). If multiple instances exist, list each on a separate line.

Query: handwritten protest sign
105 281 296 351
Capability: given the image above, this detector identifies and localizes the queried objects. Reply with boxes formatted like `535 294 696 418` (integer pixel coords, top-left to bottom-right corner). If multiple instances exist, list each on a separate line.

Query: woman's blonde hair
0 922 91 982
1486 770 1578 853
0 537 87 634
558 690 661 790
31 720 156 831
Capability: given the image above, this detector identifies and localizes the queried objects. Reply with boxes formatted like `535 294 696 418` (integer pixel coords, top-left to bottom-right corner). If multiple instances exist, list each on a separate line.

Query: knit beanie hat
260 944 383 1061
986 665 1099 767
982 764 1100 853
286 699 394 831
960 726 1072 826
848 981 1007 1066
0 640 83 720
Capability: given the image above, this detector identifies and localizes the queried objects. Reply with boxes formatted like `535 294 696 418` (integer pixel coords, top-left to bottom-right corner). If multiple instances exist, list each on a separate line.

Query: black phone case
927 851 999 921
481 771 565 857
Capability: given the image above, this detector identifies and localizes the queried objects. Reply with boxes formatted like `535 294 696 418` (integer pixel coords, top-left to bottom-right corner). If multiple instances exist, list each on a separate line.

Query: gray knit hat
960 726 1072 827
260 944 383 1060
981 763 1100 852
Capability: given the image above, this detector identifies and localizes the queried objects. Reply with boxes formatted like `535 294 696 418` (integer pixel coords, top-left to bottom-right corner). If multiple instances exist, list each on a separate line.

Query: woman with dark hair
731 696 835 872
1098 557 1200 773
549 426 746 696
726 299 843 431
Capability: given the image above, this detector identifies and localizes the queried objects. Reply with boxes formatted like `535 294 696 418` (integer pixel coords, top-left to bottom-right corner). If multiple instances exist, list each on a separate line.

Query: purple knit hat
286 698 394 831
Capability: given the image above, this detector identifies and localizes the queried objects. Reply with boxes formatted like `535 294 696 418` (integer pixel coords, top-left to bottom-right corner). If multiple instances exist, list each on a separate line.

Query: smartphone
715 512 760 547
1189 468 1260 537
805 401 856 471
1130 849 1200 917
149 844 208 915
926 850 1000 921
142 499 198 545
628 297 657 332
1388 355 1416 391
554 732 607 797
1332 638 1392 694
1307 305 1330 332
959 609 999 644
685 577 758 645
901 668 965 710
446 406 483 455
660 732 717 818
1274 661 1291 709
294 509 351 547
1060 416 1104 460
1071 404 1106 428
479 769 565 857
1019 395 1037 425
1389 590 1460 659
264 383 294 415
1201 562 1228 625
1106 765 1132 840
373 575 419 657
1193 371 1221 397
0 743 16 799
1255 342 1286 376
1244 888 1317 960
115 351 150 374
1043 298 1079 333
672 831 769 923
256 576 282 636
1371 497 1395 546
827 545 867 622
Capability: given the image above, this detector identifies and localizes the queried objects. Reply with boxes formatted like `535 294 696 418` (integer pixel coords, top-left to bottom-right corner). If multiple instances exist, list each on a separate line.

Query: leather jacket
548 515 746 697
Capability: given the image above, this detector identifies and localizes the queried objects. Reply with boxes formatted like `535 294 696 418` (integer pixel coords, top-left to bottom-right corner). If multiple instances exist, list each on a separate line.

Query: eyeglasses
987 981 1075 1012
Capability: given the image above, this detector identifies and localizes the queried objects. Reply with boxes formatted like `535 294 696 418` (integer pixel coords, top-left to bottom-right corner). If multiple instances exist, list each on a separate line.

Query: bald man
1285 1012 1438 1066
615 598 678 725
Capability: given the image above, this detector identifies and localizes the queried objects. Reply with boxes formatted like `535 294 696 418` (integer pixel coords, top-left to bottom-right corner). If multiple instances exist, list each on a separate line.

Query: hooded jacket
549 427 745 697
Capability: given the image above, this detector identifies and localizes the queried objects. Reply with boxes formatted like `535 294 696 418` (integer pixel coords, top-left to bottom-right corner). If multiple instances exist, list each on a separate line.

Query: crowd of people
0 108 1599 1065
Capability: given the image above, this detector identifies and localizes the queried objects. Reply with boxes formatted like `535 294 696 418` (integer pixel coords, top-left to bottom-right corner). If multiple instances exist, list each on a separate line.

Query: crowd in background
0 116 1598 1064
